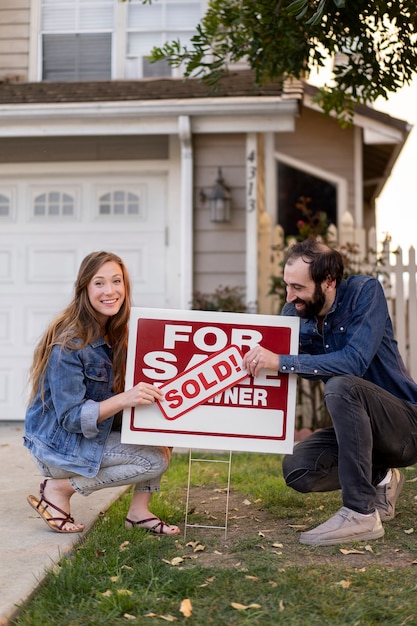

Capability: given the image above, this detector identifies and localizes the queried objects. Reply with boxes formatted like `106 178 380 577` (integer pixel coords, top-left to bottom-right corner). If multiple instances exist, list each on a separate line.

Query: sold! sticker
156 344 247 420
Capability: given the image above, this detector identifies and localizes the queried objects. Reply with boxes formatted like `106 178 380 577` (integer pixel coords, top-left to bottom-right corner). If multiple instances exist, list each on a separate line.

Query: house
0 0 410 420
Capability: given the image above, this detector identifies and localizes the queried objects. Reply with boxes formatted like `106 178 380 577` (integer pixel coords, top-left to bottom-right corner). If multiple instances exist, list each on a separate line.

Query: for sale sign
121 308 299 454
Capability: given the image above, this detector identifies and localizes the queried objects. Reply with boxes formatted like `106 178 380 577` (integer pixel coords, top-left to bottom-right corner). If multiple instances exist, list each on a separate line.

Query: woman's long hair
27 251 132 405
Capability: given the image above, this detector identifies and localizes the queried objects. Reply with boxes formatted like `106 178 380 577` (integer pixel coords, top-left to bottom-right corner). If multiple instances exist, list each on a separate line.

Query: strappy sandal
27 480 84 534
125 516 180 535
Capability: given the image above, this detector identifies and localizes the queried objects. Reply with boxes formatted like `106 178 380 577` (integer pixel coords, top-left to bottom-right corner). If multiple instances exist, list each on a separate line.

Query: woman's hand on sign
123 382 164 407
243 347 280 378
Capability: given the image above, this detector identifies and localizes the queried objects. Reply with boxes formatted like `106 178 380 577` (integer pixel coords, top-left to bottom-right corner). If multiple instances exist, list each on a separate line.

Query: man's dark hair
284 238 344 287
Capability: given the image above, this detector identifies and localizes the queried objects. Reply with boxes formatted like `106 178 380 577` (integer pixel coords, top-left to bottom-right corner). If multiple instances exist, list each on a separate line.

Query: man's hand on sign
243 346 280 378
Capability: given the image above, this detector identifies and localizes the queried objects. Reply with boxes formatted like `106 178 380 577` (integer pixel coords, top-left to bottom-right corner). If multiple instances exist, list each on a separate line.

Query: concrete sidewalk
0 422 127 625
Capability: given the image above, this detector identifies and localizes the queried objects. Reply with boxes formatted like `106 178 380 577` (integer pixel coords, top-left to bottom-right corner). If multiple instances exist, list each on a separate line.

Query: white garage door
0 167 167 420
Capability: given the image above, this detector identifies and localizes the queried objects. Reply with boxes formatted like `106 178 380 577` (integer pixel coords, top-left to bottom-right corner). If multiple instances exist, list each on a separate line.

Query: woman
24 250 179 535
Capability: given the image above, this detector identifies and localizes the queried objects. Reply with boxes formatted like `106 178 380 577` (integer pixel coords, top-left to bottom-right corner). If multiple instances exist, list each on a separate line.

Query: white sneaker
299 507 384 546
375 468 404 521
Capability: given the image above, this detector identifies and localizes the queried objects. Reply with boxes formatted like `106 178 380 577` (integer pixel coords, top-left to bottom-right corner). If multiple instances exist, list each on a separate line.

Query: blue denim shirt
280 275 417 404
24 338 116 477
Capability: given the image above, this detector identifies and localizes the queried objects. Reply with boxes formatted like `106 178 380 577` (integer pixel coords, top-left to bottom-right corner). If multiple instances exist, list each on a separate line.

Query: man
243 237 417 546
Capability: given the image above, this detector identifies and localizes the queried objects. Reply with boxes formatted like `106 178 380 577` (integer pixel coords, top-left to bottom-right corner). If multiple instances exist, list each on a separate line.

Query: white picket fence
263 210 417 381
380 239 417 380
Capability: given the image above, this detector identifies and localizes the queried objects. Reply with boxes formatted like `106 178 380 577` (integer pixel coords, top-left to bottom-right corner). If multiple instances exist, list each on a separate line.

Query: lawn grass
12 451 417 626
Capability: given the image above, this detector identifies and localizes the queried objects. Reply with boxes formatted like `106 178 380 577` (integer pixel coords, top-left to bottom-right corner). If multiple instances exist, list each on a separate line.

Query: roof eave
0 96 300 137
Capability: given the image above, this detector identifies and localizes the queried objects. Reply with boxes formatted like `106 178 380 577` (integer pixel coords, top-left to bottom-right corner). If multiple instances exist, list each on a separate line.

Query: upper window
39 0 206 81
41 0 114 81
126 0 203 79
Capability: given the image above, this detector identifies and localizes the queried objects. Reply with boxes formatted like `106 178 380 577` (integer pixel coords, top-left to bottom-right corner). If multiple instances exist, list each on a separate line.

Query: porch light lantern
208 167 232 223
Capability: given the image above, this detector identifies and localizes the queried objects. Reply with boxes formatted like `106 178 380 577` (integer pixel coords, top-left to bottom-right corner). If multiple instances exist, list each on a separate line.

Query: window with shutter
41 0 114 81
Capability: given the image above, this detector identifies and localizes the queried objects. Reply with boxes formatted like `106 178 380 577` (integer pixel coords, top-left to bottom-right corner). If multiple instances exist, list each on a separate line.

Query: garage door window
34 192 75 217
0 194 10 217
98 191 141 216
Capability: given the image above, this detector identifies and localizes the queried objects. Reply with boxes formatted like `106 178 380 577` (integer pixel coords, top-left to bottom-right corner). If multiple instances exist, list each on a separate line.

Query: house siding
0 136 169 162
0 1 30 81
193 133 247 298
275 107 356 223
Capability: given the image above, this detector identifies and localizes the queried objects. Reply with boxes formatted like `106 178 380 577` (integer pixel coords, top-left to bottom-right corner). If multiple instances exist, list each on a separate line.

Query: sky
373 75 417 253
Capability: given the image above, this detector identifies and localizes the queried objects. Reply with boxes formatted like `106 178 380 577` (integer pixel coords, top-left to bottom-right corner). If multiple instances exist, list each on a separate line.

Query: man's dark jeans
282 375 417 514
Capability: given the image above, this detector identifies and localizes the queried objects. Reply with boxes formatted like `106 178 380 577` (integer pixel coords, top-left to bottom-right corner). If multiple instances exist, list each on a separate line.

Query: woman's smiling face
87 261 126 326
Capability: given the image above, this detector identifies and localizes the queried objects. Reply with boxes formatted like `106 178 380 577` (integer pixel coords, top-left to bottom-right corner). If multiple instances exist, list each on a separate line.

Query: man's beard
293 284 326 319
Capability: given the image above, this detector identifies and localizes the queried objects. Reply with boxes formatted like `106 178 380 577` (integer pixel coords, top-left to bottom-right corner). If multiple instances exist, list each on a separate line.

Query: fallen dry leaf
364 545 374 554
119 541 130 552
198 577 215 588
245 575 259 581
179 598 193 618
101 590 112 597
272 542 284 548
287 524 308 530
123 613 136 620
231 602 261 611
194 544 206 552
110 576 119 583
242 499 251 506
278 600 285 612
340 548 364 555
117 589 133 596
404 528 414 534
333 580 351 588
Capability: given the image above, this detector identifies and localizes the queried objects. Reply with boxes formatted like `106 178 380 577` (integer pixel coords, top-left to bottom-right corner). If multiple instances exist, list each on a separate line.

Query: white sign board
122 308 299 454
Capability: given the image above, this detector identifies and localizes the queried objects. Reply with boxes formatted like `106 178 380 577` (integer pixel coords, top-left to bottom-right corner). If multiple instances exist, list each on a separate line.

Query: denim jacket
24 338 116 477
280 275 417 405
